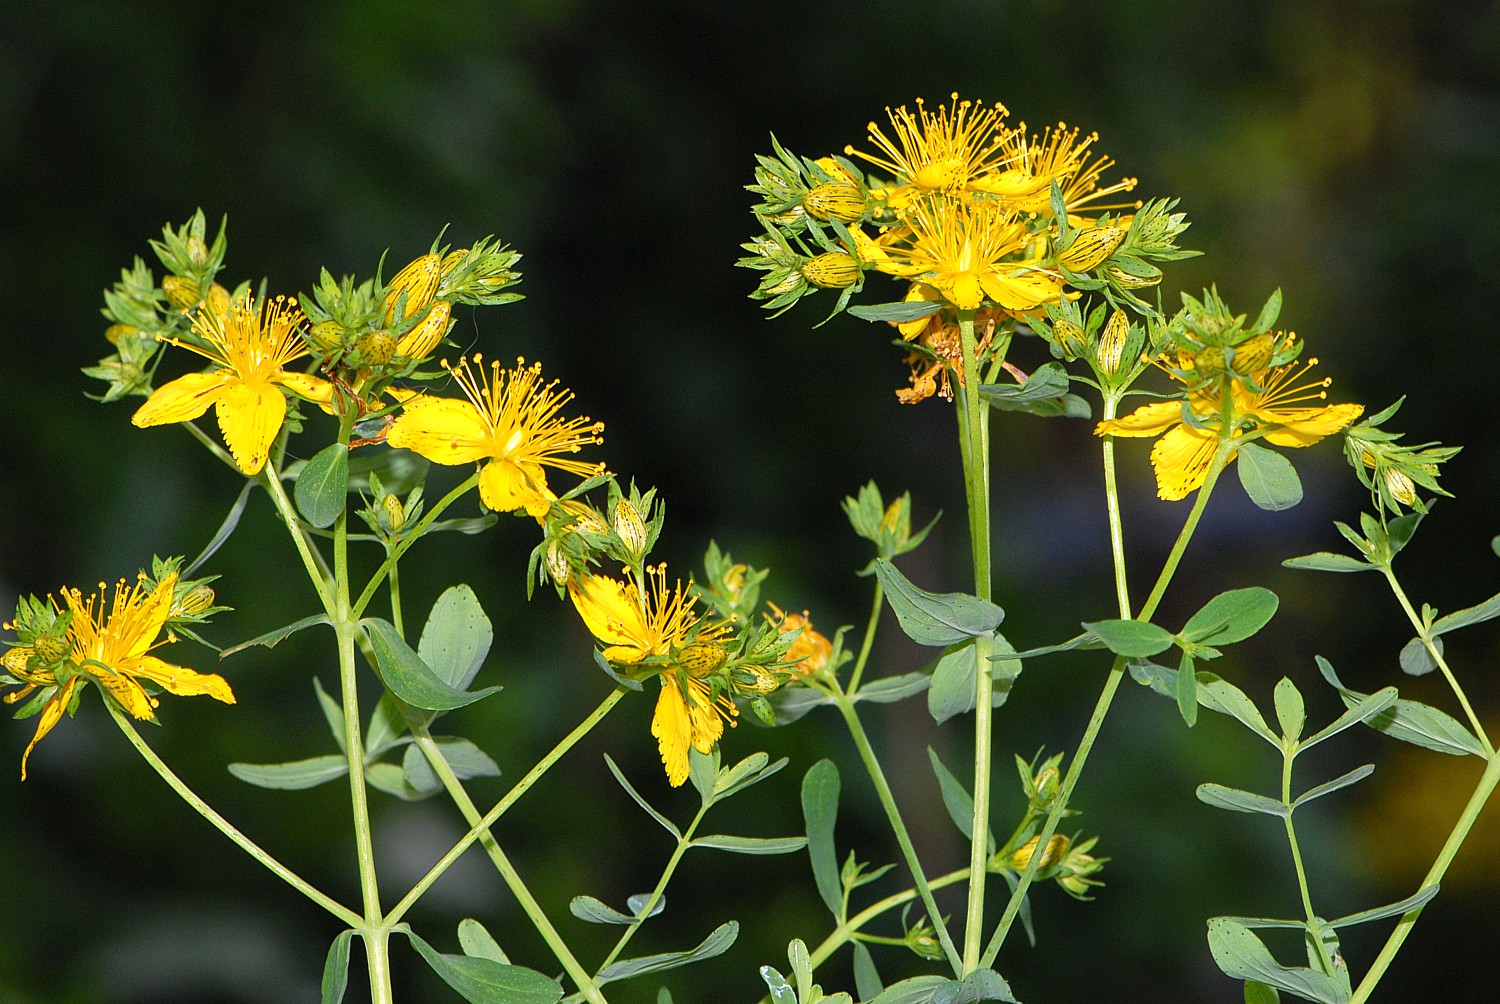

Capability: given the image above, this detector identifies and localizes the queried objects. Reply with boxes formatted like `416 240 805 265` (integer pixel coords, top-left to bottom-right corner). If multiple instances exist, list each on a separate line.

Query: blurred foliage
1 1 1498 1001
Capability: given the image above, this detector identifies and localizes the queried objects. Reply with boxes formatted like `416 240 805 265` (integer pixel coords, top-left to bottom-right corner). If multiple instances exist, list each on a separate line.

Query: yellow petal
1150 423 1219 501
1258 404 1364 448
945 272 984 310
478 458 552 514
685 678 725 753
897 284 943 339
387 397 492 464
1095 400 1184 438
132 371 229 427
651 679 692 786
126 656 236 704
568 576 647 656
20 679 79 780
215 379 287 474
116 575 176 660
979 269 1062 311
278 372 338 416
92 667 157 720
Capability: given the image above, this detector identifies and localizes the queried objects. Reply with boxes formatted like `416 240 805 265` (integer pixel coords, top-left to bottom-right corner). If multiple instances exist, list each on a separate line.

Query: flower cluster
739 95 1194 402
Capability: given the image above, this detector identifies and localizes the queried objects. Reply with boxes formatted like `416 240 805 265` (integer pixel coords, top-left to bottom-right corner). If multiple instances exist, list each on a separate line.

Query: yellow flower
1096 352 1363 500
982 123 1138 218
846 94 1013 205
3 573 234 779
768 604 832 674
568 568 733 785
132 294 333 474
878 196 1061 312
386 355 605 517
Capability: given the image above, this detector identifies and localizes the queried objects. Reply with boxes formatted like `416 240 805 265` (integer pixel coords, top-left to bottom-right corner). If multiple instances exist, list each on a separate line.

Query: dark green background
3 2 1499 1001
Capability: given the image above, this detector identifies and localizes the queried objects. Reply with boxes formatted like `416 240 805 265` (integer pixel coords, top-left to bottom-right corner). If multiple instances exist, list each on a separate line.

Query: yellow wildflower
1095 350 1363 500
3 573 234 779
846 94 1013 206
878 196 1061 312
983 123 1138 218
386 355 605 518
769 604 832 674
132 295 333 474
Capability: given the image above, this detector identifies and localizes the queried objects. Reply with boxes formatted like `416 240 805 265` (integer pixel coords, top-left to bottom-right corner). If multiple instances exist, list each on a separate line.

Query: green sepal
294 444 350 529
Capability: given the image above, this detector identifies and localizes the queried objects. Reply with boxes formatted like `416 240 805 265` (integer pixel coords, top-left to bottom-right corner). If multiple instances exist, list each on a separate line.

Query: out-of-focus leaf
801 759 842 918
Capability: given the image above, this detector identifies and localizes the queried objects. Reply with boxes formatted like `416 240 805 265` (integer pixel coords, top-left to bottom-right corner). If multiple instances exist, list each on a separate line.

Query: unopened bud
544 541 571 584
174 584 216 617
558 500 609 536
396 300 452 360
613 499 648 558
803 183 867 224
1097 310 1130 375
801 252 861 289
1057 225 1125 272
32 634 70 666
1383 467 1417 507
1010 834 1070 872
308 320 346 351
439 249 468 277
382 254 443 323
105 323 140 346
203 283 231 320
1230 332 1274 374
381 493 406 533
1191 345 1226 379
186 235 210 267
679 641 727 677
1032 765 1060 804
356 329 396 367
2 645 34 676
1053 318 1087 358
1103 261 1162 289
161 275 201 310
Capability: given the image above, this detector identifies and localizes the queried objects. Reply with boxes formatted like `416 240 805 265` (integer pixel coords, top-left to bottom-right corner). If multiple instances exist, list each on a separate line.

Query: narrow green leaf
866 976 951 1004
688 746 718 804
854 672 931 704
932 969 1017 1004
295 443 350 529
220 613 331 657
596 921 738 984
1196 783 1288 818
1206 918 1346 1004
848 300 944 323
570 896 637 925
1432 592 1500 636
927 747 994 853
363 694 405 757
402 927 563 1003
1196 674 1278 745
457 918 508 963
1237 442 1303 511
228 755 349 790
853 942 883 1001
1293 765 1375 809
1282 553 1375 574
364 617 501 712
691 834 807 855
760 966 798 1004
1244 979 1281 1004
1183 588 1280 646
1082 618 1175 658
1327 885 1439 929
1317 657 1483 756
875 559 1004 647
321 929 354 1004
1301 687 1399 750
801 759 842 918
1006 631 1106 660
605 754 681 839
626 893 665 920
1177 652 1199 726
1273 678 1305 742
401 738 500 794
186 480 255 576
314 677 347 755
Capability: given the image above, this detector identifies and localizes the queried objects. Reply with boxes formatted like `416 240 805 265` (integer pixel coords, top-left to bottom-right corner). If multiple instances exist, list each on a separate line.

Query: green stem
108 706 362 928
845 579 884 695
1349 750 1500 1003
1282 751 1337 976
387 686 627 925
1100 390 1132 619
983 436 1234 967
833 691 963 973
955 312 995 975
597 802 711 972
260 461 336 617
353 473 479 618
413 730 607 1004
388 555 404 638
1380 567 1493 755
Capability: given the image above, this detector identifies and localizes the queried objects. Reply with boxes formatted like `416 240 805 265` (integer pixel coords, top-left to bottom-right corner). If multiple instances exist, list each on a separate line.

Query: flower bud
204 283 232 320
1097 310 1130 375
439 249 468 277
381 493 406 533
1053 318 1087 358
778 610 833 674
173 584 216 617
1383 467 1417 507
801 252 861 289
803 183 867 224
558 500 609 536
1010 834 1070 872
161 275 201 311
1031 764 1060 806
105 323 140 346
1230 332 1274 374
1057 224 1125 272
2 645 34 676
1191 345 1225 379
1103 261 1162 289
356 329 397 367
308 320 346 351
382 254 443 324
905 922 944 962
721 563 748 603
396 300 452 360
679 641 728 677
186 235 210 267
544 541 571 584
613 499 649 558
32 633 69 667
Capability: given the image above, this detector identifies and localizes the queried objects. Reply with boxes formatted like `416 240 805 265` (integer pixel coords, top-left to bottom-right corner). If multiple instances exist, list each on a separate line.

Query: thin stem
983 437 1234 966
1100 390 1132 619
413 731 607 1004
353 473 479 618
388 686 627 925
845 579 884 695
109 706 362 929
388 555 405 638
597 802 711 971
1380 567 1493 755
1283 751 1337 976
955 312 996 975
1349 750 1500 1003
260 460 336 617
833 691 963 973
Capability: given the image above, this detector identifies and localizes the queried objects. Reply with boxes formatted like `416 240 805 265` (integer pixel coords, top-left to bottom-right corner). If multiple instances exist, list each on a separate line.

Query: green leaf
1244 980 1281 1004
1432 592 1500 637
801 759 842 918
1237 442 1303 511
853 942 882 1001
1282 552 1375 574
1196 783 1288 818
760 966 798 1004
691 834 807 855
1398 636 1439 676
348 446 429 495
570 896 638 925
401 738 501 794
688 746 718 804
418 585 494 692
980 364 1093 419
1198 674 1278 745
604 754 681 839
1273 678 1305 741
928 643 977 724
228 754 349 790
402 927 563 1003
186 481 255 576
1317 658 1482 756
866 976 952 1004
932 969 1017 1003
875 559 1004 647
1183 588 1280 646
848 300 944 323
295 443 350 529
321 929 354 1004
364 761 415 800
927 747 995 854
853 672 931 704
1301 687 1399 750
1206 918 1347 1004
364 618 501 712
363 694 405 757
315 677 347 755
1294 765 1375 809
1081 618 1175 658
1006 631 1106 660
457 919 508 963
713 752 786 800
220 613 331 657
1327 885 1439 929
596 921 738 984
1177 652 1199 726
